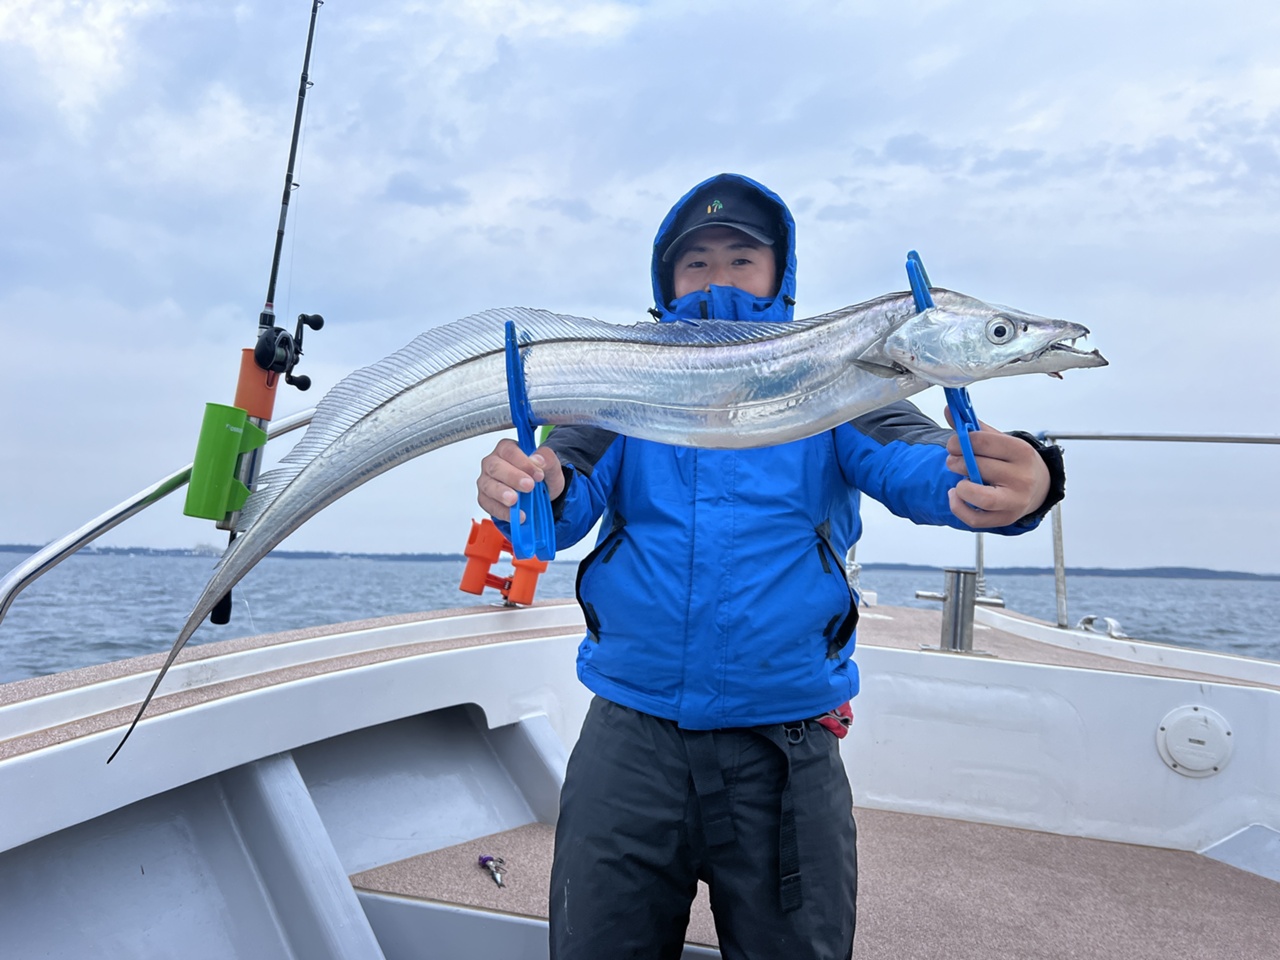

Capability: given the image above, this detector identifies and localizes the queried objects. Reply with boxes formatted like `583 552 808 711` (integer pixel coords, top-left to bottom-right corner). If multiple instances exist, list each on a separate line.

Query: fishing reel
254 311 325 390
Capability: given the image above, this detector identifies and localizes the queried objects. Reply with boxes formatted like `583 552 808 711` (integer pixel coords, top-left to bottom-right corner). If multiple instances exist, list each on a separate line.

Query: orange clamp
459 518 548 605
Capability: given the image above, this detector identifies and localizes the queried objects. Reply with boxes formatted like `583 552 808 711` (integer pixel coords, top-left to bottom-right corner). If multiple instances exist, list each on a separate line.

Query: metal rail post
915 567 1000 653
940 568 978 652
975 533 986 597
1051 501 1068 628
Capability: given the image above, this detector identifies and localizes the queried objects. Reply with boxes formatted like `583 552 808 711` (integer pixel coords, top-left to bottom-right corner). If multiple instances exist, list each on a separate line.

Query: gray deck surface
858 604 1280 690
352 809 1280 958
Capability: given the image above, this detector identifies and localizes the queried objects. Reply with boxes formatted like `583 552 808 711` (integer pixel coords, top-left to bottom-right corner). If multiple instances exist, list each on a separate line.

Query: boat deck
3 599 1278 958
351 807 1280 959
859 603 1280 690
3 598 1275 762
331 601 1279 958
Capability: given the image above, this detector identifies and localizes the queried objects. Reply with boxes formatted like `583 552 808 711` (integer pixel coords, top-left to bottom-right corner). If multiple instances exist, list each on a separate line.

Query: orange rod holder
460 518 548 606
233 348 280 421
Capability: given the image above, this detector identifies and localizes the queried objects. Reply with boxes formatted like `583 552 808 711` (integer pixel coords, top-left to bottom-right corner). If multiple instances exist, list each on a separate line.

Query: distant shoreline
2 544 1277 581
0 543 467 564
852 561 1280 582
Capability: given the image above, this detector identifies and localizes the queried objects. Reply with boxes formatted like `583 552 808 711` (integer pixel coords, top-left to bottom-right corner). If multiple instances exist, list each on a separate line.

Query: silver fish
108 289 1105 760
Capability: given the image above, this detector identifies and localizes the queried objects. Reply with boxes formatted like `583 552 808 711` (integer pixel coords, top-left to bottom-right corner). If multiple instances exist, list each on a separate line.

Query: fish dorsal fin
237 307 820 534
240 307 560 531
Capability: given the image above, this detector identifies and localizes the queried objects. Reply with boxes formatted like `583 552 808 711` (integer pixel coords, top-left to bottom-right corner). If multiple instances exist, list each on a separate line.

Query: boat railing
1035 431 1280 629
0 408 316 626
2 421 1276 632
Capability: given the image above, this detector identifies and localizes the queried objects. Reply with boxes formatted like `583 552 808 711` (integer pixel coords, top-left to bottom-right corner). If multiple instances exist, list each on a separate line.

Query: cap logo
707 200 723 213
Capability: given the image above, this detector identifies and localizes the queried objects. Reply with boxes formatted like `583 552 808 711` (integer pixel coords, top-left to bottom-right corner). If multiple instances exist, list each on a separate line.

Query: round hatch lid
1156 705 1233 778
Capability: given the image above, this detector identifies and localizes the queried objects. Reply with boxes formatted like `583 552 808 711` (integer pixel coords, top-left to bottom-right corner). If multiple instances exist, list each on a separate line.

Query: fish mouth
1013 335 1105 371
1043 339 1107 362
1005 331 1109 379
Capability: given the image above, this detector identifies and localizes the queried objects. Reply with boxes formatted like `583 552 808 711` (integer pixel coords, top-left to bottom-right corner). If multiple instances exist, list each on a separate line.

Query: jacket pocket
574 513 627 641
815 521 859 659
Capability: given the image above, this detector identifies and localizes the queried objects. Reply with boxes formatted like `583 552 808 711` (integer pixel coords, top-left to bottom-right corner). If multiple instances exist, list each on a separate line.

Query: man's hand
943 407 1051 528
476 438 565 522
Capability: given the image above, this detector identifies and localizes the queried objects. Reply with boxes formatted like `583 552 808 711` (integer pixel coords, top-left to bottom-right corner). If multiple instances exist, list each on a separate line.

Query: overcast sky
2 0 1278 577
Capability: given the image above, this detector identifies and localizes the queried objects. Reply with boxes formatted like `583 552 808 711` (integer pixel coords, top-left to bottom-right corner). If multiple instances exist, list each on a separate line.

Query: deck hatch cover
1156 705 1233 778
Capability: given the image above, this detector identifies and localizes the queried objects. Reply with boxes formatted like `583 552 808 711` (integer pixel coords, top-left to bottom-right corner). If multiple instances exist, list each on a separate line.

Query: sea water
1 551 1277 683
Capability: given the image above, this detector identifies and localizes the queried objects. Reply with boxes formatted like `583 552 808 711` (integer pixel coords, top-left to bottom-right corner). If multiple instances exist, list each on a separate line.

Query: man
476 173 1064 959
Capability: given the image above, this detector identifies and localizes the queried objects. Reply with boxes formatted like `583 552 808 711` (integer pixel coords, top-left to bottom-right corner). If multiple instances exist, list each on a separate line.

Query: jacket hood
651 173 797 323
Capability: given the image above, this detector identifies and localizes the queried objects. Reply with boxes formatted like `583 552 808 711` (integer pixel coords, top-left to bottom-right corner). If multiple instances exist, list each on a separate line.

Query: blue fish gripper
503 320 556 561
905 250 984 486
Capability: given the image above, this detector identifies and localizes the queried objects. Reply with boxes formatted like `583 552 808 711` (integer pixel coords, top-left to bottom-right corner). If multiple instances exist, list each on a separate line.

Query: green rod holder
183 403 268 521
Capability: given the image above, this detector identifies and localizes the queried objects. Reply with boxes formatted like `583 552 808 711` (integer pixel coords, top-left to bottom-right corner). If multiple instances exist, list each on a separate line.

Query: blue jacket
528 174 1042 729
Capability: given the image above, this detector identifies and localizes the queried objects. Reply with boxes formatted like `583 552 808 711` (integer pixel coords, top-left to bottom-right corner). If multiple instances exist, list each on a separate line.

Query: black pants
550 697 857 960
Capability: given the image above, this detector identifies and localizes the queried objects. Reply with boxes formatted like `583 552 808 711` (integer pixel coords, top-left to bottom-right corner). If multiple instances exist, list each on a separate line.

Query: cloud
528 196 598 223
108 83 278 192
383 173 470 208
2 0 1279 576
452 0 640 39
0 0 165 130
968 148 1046 175
882 134 965 172
814 201 872 222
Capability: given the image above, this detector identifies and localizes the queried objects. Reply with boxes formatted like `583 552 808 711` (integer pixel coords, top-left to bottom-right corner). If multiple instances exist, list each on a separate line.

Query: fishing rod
256 0 325 386
184 0 327 624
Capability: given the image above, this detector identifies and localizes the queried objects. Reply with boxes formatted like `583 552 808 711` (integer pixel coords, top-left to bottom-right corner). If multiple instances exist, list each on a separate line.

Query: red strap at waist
817 702 853 738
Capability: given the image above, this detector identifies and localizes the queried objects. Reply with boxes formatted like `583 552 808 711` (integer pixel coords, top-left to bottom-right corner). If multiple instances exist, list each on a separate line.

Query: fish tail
107 620 200 763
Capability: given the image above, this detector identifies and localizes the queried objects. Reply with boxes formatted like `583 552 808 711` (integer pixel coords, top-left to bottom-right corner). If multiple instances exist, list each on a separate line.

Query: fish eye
986 317 1017 344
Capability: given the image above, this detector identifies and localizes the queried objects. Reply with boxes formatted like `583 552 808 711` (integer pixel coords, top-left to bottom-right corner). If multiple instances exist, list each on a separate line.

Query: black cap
660 180 777 262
